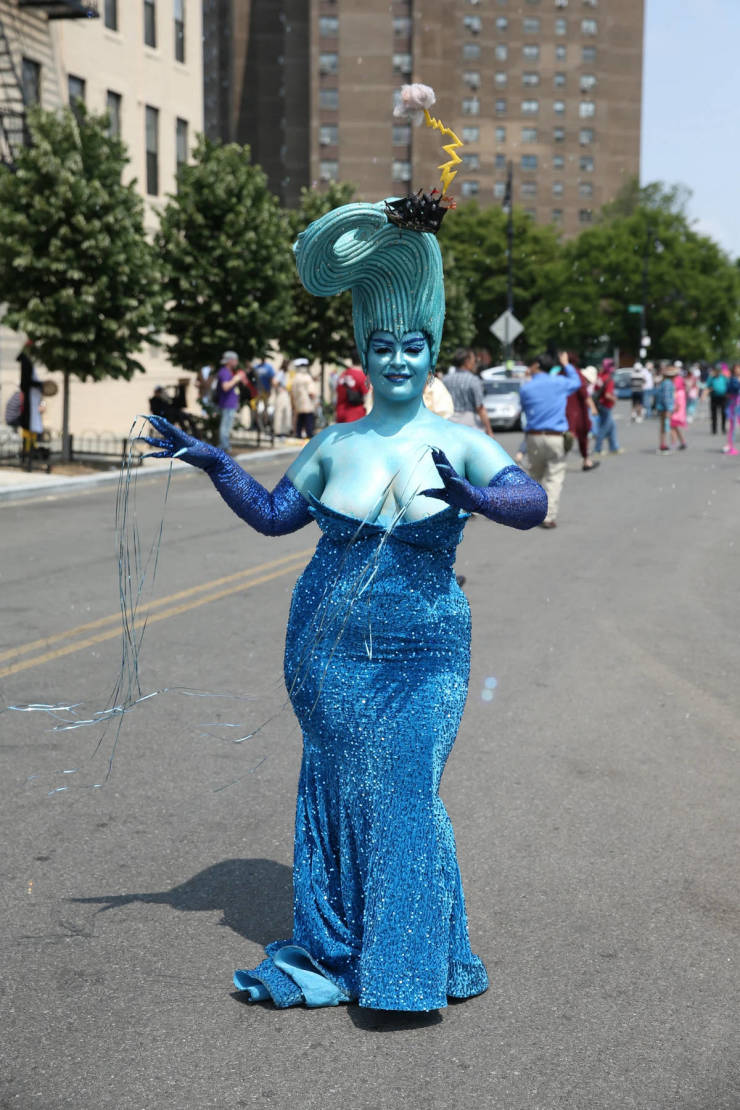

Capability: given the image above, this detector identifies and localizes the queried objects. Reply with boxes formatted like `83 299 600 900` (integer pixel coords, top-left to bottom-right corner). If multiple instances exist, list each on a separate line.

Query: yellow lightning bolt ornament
423 109 464 195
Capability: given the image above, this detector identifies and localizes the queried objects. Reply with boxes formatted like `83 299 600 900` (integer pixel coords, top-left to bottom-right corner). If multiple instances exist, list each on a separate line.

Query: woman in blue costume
143 196 547 1011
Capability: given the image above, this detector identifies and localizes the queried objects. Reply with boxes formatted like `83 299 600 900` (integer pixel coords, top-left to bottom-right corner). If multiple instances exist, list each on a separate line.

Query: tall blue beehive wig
293 201 446 369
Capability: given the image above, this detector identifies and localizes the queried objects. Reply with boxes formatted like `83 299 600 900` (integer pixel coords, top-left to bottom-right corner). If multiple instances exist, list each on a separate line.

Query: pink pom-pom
393 83 436 119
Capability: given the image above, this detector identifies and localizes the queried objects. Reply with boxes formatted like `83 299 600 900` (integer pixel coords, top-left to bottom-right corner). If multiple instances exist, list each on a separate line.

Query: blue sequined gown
234 498 488 1011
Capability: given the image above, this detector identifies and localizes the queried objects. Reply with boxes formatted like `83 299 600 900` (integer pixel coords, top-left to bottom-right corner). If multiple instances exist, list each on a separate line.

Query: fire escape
0 1 98 168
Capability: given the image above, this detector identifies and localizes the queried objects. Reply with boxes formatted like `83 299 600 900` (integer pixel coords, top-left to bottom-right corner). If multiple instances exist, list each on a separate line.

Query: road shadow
347 1005 443 1031
69 857 293 946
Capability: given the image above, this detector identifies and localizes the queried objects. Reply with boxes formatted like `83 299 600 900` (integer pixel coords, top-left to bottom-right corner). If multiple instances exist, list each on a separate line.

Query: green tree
554 193 740 362
438 201 562 359
0 105 161 458
157 137 293 373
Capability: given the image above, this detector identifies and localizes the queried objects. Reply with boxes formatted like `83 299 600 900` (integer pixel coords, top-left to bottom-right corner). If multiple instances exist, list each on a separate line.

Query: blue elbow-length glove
141 416 312 536
421 448 547 530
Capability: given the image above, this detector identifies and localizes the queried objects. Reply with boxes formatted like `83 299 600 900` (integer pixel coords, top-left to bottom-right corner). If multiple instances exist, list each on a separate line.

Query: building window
462 125 480 143
495 125 506 142
174 0 185 63
495 98 507 115
495 72 507 86
579 181 593 197
463 42 480 60
68 74 85 121
521 182 537 198
579 100 595 118
555 17 567 34
104 0 118 30
463 97 481 115
464 15 482 33
145 105 159 195
521 154 538 170
556 44 566 60
462 153 480 170
461 181 479 198
579 155 594 171
523 44 540 60
320 53 339 75
555 0 568 6
493 182 506 199
554 72 566 87
521 99 539 114
392 124 410 145
552 181 564 196
320 15 339 35
523 17 540 32
522 72 540 86
495 153 506 169
393 53 412 75
144 0 156 48
522 126 538 142
320 123 338 145
554 127 565 142
552 208 563 222
553 154 564 169
554 99 565 115
21 58 41 106
580 74 596 91
581 18 598 34
106 90 122 137
319 89 338 110
176 116 188 172
579 127 594 144
582 45 596 62
579 209 593 224
496 16 508 30
583 0 597 6
464 71 481 89
495 44 508 61
320 160 339 182
392 160 412 182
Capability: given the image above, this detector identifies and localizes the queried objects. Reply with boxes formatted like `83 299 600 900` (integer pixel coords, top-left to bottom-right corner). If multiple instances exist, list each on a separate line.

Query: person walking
566 362 599 471
630 362 647 422
215 351 246 451
444 347 494 436
519 351 582 528
669 370 688 450
723 364 740 455
291 358 318 439
592 358 622 455
704 366 728 435
654 363 677 453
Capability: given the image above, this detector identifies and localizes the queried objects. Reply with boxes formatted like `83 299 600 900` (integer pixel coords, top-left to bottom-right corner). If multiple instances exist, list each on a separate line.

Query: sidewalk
0 441 304 504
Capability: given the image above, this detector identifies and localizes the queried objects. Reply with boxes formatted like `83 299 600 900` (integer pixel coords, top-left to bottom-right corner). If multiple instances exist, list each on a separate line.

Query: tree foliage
279 181 357 366
0 105 161 381
438 201 561 359
157 137 293 370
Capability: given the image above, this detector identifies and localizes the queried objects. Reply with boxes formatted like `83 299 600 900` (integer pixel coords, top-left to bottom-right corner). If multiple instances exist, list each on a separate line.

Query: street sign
490 309 523 344
627 304 644 313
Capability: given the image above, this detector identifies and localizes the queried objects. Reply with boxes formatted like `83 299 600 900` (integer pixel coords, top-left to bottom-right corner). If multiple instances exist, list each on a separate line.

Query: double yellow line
0 548 312 679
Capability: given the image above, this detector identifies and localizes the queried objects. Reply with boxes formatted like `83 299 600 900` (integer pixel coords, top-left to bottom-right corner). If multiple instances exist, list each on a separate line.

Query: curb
0 445 303 505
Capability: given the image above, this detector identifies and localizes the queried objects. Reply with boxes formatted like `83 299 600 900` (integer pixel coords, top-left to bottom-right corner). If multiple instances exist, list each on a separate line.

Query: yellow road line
0 548 313 665
0 554 310 680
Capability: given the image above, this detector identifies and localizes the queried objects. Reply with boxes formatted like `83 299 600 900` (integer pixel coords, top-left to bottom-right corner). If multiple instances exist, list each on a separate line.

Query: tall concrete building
205 0 644 237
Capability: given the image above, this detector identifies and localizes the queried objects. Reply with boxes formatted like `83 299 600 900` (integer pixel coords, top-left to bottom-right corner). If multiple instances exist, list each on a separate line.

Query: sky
641 0 740 259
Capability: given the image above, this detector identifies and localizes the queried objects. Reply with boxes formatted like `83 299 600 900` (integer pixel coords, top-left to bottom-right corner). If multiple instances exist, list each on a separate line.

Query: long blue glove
421 447 547 530
141 416 312 536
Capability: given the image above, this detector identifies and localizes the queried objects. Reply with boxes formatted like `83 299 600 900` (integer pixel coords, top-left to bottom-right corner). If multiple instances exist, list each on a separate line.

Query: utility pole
502 161 514 366
640 224 652 362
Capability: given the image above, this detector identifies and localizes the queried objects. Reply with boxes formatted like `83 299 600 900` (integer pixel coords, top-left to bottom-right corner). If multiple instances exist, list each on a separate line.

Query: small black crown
384 189 455 235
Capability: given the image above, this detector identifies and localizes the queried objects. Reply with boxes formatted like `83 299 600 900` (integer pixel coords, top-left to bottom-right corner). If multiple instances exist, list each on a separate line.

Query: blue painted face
366 330 431 403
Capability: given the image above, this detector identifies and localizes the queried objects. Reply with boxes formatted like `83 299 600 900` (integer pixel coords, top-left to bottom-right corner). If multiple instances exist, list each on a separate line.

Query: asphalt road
1 411 738 1110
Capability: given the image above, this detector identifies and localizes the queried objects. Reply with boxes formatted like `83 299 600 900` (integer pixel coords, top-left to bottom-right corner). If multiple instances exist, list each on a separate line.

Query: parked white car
482 376 525 430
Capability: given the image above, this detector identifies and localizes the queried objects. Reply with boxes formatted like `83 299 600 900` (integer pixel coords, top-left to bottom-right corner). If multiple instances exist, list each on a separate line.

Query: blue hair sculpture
293 200 446 369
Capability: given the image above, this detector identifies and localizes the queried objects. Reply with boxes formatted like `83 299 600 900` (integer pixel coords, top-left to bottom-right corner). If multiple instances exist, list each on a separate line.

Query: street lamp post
503 161 514 365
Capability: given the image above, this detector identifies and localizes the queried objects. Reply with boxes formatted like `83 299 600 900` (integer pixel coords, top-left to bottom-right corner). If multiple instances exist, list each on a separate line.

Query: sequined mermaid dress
234 498 488 1011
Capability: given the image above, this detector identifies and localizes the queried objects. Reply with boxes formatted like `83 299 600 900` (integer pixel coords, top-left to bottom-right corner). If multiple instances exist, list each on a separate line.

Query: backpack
5 390 23 427
340 372 364 408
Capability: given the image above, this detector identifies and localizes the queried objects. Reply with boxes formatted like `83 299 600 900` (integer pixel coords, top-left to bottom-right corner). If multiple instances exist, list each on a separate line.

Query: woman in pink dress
670 372 688 450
